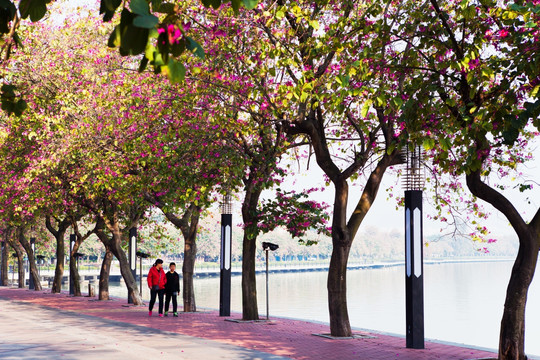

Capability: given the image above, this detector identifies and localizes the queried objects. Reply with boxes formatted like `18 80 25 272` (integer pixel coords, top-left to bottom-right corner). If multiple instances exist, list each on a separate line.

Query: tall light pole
403 146 425 349
69 233 76 295
219 194 233 317
0 240 6 286
128 227 137 304
136 251 150 299
29 237 36 290
262 242 279 320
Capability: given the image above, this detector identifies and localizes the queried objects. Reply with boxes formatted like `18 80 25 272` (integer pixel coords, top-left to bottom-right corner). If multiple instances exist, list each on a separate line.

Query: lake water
109 260 540 357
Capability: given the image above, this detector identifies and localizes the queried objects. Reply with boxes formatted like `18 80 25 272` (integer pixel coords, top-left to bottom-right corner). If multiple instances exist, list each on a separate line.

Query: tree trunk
45 216 70 294
155 202 201 312
18 228 42 291
70 240 82 296
241 183 264 321
241 230 258 320
17 251 24 288
183 230 197 312
466 170 540 360
99 247 112 300
498 235 539 360
52 236 65 293
328 179 353 337
1 236 8 286
8 239 25 288
109 231 142 305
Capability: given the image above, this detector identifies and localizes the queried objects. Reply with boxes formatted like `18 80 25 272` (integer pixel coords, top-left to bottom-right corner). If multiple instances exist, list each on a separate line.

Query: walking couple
147 259 180 317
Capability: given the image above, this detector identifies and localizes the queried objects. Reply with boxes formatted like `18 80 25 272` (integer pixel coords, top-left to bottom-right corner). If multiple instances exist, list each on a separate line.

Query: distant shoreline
33 257 516 283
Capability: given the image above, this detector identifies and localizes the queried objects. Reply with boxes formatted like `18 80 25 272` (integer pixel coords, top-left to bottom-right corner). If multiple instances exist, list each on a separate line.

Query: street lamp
36 255 46 279
136 251 150 299
0 240 5 286
69 233 76 295
219 193 233 317
402 145 425 349
262 242 279 320
128 227 137 304
29 237 36 290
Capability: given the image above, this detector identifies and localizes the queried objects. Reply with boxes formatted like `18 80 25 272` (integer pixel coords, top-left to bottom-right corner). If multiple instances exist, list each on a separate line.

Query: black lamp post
128 227 137 304
403 146 425 349
29 237 36 290
0 241 4 286
69 233 76 295
136 251 150 299
262 242 279 320
219 194 233 317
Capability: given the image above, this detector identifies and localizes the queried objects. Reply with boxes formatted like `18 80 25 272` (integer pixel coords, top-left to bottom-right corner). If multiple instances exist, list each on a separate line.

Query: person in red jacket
147 259 167 317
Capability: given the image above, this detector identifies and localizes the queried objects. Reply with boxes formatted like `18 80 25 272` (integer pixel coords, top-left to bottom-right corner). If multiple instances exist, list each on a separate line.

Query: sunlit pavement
0 287 501 360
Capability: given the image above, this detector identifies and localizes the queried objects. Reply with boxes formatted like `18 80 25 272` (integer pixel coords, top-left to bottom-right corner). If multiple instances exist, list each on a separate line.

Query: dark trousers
149 289 164 314
165 293 178 313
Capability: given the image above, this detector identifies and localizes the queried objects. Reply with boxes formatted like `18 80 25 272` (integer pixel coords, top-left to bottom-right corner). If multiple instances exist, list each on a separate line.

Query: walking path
0 287 502 360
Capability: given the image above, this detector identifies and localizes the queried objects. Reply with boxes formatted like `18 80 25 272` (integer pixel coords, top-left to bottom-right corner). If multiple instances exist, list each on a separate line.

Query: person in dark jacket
147 259 167 317
164 262 180 317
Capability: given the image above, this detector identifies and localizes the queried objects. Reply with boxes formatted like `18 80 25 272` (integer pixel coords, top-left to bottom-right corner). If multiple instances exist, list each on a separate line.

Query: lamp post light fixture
402 145 425 349
219 193 233 317
262 242 279 320
136 251 150 299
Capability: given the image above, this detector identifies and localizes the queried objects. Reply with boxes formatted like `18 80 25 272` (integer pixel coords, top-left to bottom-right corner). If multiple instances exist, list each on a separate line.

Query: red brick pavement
0 287 498 360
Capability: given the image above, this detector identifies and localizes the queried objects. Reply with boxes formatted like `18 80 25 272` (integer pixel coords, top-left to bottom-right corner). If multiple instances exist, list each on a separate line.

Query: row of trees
0 1 538 359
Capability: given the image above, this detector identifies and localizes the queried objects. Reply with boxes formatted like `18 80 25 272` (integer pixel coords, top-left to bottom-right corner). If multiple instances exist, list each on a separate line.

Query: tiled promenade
0 287 500 360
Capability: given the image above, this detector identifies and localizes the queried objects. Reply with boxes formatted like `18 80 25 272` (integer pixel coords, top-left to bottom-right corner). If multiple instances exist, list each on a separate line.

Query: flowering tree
222 0 411 335
138 87 245 312
175 2 337 320
389 1 540 358
0 0 260 115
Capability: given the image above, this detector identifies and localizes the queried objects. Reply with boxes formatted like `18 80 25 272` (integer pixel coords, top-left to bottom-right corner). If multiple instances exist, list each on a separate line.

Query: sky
273 138 540 245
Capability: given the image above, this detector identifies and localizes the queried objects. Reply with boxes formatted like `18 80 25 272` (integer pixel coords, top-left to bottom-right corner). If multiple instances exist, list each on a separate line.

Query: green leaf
164 59 186 83
230 0 241 12
185 36 205 59
445 98 457 107
201 0 221 9
99 0 121 21
361 99 372 118
423 138 435 150
133 14 159 28
157 2 175 13
130 0 149 15
0 0 16 16
242 0 257 9
20 0 48 22
113 9 149 55
440 137 451 151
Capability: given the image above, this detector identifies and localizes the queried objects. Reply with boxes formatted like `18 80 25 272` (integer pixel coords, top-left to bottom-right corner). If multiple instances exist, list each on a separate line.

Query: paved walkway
0 287 501 360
